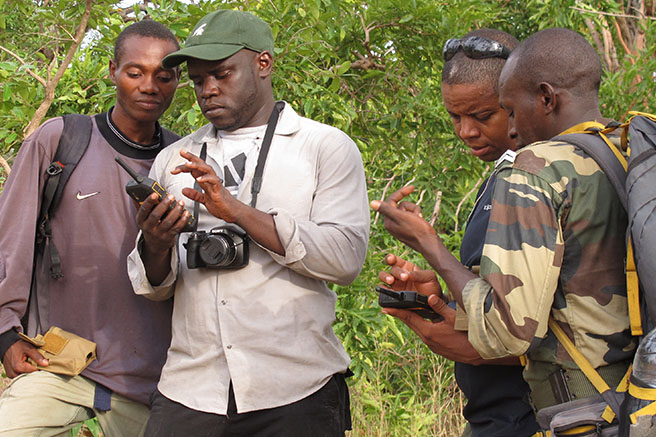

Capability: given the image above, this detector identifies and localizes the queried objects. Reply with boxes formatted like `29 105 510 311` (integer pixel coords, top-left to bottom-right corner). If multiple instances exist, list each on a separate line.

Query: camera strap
251 100 285 208
190 101 285 231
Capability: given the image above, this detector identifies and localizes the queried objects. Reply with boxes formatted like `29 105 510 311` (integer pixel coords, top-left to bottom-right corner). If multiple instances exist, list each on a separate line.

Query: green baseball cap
162 10 274 68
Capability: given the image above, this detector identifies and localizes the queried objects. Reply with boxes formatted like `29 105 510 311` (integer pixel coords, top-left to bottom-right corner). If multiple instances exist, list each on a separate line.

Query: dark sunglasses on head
443 36 511 61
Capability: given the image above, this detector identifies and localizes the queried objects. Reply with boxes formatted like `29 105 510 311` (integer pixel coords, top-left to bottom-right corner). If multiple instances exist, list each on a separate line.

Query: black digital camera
184 224 249 269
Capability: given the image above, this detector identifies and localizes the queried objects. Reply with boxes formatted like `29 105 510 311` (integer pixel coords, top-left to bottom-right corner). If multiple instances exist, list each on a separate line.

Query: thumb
370 200 381 211
26 348 48 367
427 294 450 314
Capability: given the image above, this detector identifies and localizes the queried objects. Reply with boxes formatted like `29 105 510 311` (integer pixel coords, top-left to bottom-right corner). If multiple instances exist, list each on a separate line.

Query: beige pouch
18 326 96 376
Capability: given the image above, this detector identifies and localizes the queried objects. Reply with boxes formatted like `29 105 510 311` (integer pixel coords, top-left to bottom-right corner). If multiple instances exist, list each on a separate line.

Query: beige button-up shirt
128 103 369 414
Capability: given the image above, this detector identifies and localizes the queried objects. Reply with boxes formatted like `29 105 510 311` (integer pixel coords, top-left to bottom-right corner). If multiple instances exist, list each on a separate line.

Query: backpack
35 114 94 280
21 114 93 333
535 112 656 436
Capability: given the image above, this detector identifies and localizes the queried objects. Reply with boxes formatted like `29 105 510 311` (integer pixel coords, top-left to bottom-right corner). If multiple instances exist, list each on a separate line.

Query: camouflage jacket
461 138 635 385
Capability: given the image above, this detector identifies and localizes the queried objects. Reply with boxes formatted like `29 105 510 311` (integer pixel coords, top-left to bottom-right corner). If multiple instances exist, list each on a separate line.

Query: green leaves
1 0 655 433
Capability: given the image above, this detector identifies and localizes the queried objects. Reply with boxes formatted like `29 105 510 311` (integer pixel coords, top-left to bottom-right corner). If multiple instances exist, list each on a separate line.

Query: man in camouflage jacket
372 27 634 411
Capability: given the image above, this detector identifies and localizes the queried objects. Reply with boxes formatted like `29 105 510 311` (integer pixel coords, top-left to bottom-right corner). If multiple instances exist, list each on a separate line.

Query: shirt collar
188 101 301 146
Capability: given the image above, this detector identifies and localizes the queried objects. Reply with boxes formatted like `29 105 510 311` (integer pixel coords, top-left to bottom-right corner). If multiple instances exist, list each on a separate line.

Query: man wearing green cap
127 9 369 436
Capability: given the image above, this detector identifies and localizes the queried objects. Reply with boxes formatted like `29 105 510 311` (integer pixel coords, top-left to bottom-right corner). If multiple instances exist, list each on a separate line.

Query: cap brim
162 44 244 68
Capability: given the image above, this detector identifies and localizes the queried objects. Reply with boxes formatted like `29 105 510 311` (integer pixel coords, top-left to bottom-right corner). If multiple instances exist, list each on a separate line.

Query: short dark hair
510 28 602 97
114 19 180 64
442 29 519 93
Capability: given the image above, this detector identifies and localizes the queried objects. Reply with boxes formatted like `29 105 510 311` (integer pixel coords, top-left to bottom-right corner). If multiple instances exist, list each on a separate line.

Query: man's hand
378 254 442 297
173 150 245 223
137 193 190 254
383 295 488 364
173 150 285 255
370 185 438 253
136 192 190 286
2 340 48 378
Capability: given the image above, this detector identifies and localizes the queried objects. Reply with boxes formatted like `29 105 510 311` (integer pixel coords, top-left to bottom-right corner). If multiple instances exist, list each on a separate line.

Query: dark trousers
144 374 351 437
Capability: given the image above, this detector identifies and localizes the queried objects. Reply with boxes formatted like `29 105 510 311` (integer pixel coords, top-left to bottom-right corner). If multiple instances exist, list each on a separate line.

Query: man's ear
109 59 118 85
537 82 557 115
256 51 273 78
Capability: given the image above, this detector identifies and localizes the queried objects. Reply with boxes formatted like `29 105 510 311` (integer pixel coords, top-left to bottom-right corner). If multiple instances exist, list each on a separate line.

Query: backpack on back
540 112 656 436
22 114 93 333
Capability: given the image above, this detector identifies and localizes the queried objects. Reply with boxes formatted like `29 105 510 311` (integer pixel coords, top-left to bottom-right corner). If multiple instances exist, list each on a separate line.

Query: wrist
140 235 172 261
0 329 21 362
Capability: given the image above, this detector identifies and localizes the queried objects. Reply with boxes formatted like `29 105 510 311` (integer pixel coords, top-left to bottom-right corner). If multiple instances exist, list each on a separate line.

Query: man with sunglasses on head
375 30 539 436
127 9 369 436
375 27 634 432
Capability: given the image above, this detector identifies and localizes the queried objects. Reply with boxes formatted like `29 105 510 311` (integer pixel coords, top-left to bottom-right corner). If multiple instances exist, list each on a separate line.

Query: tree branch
571 6 655 20
0 155 10 177
428 190 442 227
373 175 396 225
612 16 635 61
24 0 94 138
0 45 47 87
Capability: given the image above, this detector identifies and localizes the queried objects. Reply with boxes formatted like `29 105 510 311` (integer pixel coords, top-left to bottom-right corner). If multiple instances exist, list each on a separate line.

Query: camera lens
199 233 237 267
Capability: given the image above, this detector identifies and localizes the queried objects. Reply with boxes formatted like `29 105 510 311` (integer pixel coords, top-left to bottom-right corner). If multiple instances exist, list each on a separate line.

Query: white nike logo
76 191 100 200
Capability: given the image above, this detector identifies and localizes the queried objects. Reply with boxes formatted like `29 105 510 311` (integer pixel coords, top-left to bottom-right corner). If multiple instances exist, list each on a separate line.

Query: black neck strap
251 101 284 208
191 101 285 232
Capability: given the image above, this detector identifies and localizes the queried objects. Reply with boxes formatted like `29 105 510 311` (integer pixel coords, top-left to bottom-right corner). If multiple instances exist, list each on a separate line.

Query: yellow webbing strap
628 382 656 424
532 431 552 437
520 354 528 366
626 240 642 336
559 121 641 335
601 366 632 422
559 122 628 170
559 121 606 136
549 319 612 395
560 425 597 435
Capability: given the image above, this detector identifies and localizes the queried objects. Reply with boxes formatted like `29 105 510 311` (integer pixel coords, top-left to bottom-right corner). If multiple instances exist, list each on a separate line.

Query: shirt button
226 344 232 349
221 299 227 305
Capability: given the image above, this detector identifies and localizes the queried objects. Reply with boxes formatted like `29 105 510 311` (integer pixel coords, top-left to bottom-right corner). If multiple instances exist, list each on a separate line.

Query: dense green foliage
1 1 654 435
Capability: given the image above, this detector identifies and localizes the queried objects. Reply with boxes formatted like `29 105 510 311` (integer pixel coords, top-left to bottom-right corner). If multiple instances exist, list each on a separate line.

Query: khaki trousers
0 371 149 436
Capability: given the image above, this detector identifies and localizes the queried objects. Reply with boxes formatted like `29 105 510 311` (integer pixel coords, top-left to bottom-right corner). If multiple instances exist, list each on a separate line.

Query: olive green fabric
529 361 630 411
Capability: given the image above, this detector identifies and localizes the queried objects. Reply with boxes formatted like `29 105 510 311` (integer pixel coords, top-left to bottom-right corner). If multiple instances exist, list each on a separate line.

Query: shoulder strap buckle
46 161 64 176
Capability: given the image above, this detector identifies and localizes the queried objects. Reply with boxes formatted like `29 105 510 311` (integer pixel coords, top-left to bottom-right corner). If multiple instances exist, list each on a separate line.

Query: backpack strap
553 125 642 335
36 114 93 279
548 319 624 418
552 129 627 210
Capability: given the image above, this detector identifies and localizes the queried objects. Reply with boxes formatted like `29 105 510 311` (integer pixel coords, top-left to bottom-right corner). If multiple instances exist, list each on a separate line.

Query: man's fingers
372 198 398 219
181 187 203 203
407 269 439 286
7 361 37 377
378 271 395 285
385 185 415 204
179 149 200 162
388 266 410 282
384 253 398 266
25 348 48 367
383 307 429 336
398 201 422 216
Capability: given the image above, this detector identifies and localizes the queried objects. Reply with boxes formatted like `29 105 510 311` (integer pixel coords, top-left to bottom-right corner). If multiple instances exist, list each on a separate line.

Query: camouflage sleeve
462 163 565 359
